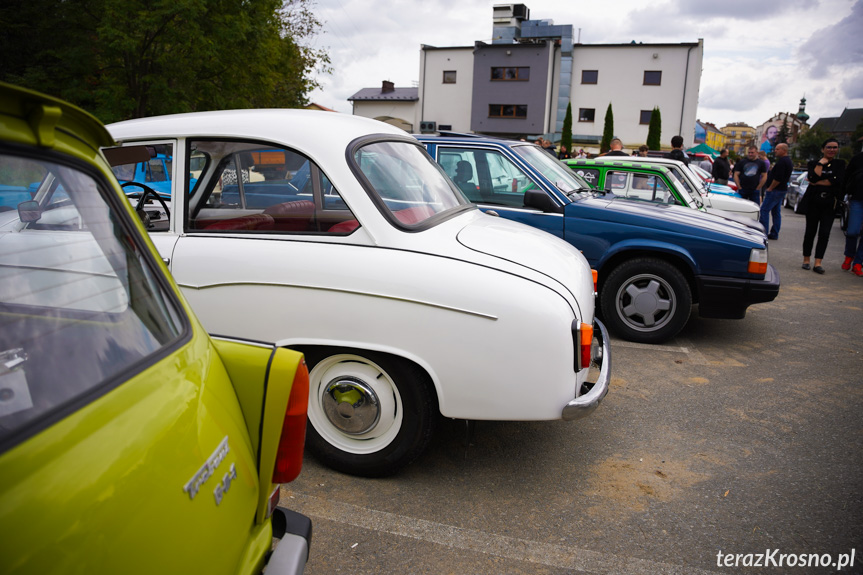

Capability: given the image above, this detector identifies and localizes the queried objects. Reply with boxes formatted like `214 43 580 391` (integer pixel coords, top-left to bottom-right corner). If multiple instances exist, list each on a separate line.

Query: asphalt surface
281 207 863 574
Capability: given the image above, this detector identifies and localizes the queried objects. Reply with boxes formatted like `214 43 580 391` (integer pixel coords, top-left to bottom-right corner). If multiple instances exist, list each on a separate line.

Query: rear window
0 150 185 449
354 141 467 227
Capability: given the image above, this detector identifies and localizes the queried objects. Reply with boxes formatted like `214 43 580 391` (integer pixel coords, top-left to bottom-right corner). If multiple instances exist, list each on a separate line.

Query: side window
608 171 629 192
443 147 534 208
110 142 174 232
623 173 677 203
188 140 357 234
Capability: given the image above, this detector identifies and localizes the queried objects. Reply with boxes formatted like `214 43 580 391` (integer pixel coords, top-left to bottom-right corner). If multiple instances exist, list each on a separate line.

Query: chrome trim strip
562 319 611 421
178 281 499 321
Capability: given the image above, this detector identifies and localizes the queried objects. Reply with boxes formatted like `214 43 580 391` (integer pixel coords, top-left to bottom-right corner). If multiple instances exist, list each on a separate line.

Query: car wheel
600 258 691 344
303 349 437 477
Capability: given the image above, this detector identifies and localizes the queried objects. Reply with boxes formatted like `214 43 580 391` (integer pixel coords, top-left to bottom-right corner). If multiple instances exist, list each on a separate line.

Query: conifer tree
600 103 614 153
561 103 573 156
647 107 662 150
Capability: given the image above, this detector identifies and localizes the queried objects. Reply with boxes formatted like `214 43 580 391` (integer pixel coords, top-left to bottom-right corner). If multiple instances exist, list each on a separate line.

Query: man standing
712 149 731 185
759 143 793 239
733 145 767 204
604 138 628 156
665 135 690 165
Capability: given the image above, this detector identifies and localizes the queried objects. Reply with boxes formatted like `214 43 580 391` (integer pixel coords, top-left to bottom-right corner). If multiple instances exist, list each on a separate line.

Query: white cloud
306 0 863 126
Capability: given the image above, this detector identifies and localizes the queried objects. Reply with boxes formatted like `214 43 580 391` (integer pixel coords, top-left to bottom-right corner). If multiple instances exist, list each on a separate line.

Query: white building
349 4 704 152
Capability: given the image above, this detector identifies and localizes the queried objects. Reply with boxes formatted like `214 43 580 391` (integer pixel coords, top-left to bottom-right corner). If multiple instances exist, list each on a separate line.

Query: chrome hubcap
322 377 381 434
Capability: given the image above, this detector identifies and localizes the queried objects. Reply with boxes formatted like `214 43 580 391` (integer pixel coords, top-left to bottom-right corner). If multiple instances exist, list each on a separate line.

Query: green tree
792 126 831 164
0 0 331 123
647 107 662 150
777 118 790 145
561 103 573 157
600 103 614 153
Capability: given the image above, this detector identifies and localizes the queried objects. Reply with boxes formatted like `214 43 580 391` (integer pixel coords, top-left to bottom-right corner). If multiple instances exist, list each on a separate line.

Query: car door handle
162 258 170 266
485 210 500 217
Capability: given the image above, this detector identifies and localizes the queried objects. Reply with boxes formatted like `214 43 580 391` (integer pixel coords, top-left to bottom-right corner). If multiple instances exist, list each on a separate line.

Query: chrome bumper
562 319 611 421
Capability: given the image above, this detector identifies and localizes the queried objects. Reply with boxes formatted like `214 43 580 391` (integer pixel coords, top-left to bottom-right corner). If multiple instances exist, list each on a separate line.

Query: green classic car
0 83 312 574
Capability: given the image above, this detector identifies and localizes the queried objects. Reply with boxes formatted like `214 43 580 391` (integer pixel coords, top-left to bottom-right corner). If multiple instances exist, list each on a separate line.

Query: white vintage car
106 110 611 477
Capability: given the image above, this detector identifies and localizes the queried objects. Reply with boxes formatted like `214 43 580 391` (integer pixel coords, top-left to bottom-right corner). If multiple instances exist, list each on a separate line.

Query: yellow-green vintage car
0 83 312 574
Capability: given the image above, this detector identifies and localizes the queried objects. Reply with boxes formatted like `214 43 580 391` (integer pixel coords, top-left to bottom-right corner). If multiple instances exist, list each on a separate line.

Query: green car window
0 151 185 450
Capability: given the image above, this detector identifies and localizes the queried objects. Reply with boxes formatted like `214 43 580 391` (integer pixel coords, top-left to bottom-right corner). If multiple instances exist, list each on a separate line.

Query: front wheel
600 258 692 344
303 349 437 477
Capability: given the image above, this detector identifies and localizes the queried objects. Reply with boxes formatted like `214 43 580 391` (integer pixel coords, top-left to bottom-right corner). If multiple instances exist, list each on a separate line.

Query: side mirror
17 200 41 223
524 189 563 214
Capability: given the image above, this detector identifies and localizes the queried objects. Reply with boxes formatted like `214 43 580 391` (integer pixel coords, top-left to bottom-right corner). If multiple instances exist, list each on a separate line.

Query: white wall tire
303 349 437 477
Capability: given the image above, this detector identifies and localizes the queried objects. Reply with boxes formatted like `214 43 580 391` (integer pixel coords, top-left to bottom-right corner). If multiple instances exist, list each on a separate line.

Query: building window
643 71 662 86
639 110 653 125
578 108 595 122
581 70 598 84
491 67 530 81
489 104 528 119
443 71 457 84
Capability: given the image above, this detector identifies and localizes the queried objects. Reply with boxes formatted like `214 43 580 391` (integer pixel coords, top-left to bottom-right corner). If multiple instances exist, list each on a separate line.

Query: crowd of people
534 134 863 279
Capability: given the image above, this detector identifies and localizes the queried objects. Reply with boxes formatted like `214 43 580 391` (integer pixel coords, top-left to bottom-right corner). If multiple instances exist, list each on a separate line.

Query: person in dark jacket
802 138 845 274
711 148 731 185
841 150 863 276
664 135 690 165
604 138 628 157
760 143 793 239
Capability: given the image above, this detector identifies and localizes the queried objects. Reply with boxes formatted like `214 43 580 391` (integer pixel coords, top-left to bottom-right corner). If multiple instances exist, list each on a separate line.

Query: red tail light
579 323 593 371
272 360 310 483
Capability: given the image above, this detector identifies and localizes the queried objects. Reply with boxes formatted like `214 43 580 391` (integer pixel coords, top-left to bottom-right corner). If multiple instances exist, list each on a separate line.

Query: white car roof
107 109 411 151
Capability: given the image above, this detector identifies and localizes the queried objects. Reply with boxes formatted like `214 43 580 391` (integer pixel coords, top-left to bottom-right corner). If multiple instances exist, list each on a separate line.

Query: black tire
302 348 437 477
600 258 692 344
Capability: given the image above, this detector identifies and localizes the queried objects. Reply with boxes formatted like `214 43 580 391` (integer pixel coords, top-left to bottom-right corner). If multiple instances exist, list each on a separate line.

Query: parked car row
0 83 312 573
416 134 779 344
1 78 786 572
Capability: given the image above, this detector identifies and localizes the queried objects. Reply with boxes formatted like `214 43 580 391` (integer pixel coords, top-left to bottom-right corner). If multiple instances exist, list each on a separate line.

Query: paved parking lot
282 209 863 574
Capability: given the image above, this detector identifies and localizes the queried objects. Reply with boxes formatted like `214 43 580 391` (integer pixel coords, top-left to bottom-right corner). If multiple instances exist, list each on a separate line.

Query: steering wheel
121 182 171 222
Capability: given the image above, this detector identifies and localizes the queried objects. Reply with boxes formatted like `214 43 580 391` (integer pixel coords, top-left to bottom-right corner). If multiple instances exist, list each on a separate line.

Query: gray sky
306 0 863 129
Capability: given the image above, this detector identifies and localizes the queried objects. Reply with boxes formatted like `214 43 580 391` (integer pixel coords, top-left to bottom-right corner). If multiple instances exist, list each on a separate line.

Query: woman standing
802 138 845 274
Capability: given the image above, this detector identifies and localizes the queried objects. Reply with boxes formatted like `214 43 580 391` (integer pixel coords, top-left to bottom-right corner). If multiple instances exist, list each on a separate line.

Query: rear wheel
600 258 691 344
303 349 437 477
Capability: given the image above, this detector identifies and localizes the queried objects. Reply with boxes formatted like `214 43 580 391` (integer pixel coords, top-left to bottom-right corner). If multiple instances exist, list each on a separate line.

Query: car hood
576 195 766 245
455 215 594 317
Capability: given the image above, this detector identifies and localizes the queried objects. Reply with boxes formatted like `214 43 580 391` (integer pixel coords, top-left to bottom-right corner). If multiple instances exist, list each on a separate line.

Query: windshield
354 141 467 227
512 145 591 195
669 166 705 207
665 170 702 208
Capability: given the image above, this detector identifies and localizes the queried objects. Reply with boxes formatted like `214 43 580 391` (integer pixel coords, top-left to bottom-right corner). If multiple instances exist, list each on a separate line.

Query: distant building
720 123 756 156
348 4 703 152
695 120 726 151
811 107 863 148
305 103 338 112
348 80 419 132
755 99 810 153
